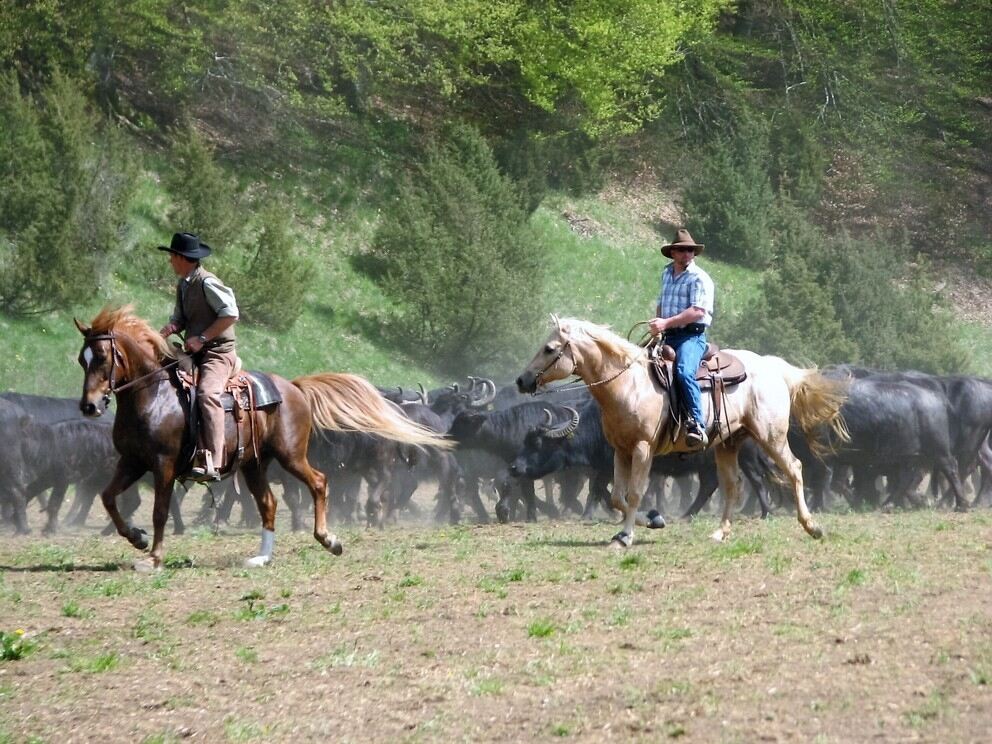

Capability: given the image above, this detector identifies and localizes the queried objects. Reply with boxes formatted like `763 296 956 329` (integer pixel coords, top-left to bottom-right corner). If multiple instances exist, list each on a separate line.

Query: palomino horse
75 306 452 570
516 316 848 547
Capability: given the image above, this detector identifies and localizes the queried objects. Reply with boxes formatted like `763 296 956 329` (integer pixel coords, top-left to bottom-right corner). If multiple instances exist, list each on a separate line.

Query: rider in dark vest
158 232 239 480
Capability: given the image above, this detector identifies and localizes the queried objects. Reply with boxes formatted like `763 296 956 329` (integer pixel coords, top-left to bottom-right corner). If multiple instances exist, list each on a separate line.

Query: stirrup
685 421 708 449
191 450 221 481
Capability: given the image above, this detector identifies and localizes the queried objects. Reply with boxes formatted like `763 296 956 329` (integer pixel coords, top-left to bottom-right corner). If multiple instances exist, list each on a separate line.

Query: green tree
229 200 312 332
0 70 137 315
368 124 543 373
720 252 856 365
682 119 777 268
162 125 243 250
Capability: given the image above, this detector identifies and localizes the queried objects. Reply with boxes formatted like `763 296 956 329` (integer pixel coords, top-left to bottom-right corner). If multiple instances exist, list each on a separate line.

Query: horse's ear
550 313 561 332
74 317 91 336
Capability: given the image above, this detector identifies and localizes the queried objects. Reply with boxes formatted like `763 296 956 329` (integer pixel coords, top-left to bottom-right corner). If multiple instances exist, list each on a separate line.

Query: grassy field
0 500 990 742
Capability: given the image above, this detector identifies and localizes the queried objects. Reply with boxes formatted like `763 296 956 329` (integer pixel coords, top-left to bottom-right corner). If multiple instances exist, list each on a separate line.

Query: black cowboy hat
157 232 212 259
661 228 704 259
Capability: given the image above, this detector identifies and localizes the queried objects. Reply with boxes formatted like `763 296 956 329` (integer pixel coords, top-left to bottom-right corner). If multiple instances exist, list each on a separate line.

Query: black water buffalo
797 370 969 511
383 401 464 524
0 398 32 532
0 392 82 423
448 400 588 522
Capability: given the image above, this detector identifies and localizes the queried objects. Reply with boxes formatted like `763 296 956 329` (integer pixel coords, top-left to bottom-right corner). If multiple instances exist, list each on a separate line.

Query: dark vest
175 266 236 352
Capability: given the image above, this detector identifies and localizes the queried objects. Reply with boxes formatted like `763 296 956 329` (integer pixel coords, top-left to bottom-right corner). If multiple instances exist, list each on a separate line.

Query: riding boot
685 419 709 449
191 449 221 481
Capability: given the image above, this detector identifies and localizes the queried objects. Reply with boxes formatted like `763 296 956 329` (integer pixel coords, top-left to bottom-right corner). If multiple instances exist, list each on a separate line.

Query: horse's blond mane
556 316 641 365
89 305 172 361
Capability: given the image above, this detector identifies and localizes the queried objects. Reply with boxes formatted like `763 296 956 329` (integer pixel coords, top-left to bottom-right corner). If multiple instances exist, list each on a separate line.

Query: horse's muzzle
80 396 108 417
516 372 537 394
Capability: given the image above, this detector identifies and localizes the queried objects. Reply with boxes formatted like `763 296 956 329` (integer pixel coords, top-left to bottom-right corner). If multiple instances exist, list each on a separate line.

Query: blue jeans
665 330 707 425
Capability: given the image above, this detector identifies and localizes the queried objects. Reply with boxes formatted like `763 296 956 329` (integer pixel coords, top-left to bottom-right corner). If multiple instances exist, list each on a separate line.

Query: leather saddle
650 342 747 391
648 340 747 444
172 349 283 480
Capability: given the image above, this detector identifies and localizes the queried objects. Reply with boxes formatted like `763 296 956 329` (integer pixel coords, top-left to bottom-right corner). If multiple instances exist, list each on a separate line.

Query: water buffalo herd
3 365 991 535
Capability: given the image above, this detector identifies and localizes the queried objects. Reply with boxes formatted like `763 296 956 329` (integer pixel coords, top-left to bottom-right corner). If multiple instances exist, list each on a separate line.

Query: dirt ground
0 493 990 743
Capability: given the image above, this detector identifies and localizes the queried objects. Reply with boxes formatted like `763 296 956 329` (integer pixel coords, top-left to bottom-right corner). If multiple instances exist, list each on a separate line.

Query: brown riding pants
197 347 237 468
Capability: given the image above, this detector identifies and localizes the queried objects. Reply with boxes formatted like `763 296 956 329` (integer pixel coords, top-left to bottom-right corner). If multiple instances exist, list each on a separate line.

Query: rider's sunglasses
671 246 695 253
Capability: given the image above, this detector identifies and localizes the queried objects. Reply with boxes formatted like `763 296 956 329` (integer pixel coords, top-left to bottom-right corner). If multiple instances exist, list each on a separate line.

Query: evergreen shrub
0 70 138 315
368 123 544 374
681 119 777 268
162 126 244 249
229 200 312 332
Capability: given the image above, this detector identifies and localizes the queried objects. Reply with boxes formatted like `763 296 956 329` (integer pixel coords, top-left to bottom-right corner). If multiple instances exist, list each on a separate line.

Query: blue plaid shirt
657 261 714 326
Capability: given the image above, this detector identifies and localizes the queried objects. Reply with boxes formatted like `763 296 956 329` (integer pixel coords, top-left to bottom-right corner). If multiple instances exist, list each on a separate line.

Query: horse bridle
534 340 576 388
84 332 177 401
533 337 647 396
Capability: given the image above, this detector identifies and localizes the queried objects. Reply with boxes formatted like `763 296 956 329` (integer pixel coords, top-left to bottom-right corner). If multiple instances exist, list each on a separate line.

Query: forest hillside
1 1 990 395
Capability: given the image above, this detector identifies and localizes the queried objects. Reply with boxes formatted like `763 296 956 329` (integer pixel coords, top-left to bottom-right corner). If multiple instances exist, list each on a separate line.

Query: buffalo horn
545 406 580 439
417 383 428 404
469 378 497 408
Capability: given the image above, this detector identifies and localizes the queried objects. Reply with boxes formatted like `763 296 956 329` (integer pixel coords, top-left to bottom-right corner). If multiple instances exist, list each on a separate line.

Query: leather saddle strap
707 355 726 440
246 377 261 464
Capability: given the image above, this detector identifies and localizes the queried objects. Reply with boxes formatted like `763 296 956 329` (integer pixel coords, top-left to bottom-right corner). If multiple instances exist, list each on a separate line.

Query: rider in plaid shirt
648 228 714 449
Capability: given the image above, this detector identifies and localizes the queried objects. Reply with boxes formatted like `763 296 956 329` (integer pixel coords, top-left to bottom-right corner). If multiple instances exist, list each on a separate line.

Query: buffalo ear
73 317 91 335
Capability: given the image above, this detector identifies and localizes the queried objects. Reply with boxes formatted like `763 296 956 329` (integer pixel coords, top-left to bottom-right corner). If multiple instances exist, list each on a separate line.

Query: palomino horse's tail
780 365 850 455
292 373 454 450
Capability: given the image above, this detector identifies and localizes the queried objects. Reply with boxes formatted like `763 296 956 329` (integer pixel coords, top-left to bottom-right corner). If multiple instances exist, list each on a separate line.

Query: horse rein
85 333 178 399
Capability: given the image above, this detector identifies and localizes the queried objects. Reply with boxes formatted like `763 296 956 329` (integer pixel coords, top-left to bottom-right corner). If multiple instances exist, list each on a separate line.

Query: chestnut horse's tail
782 366 850 455
292 372 454 450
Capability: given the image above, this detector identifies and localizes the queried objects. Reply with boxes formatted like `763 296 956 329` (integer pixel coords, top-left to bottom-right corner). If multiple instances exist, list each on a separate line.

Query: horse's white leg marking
245 528 275 568
711 443 743 542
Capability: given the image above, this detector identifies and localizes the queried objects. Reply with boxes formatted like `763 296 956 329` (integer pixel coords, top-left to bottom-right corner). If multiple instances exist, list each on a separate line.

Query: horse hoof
245 554 272 568
133 557 161 573
807 524 824 540
610 531 632 549
710 529 726 542
326 537 343 556
646 509 666 529
130 527 149 550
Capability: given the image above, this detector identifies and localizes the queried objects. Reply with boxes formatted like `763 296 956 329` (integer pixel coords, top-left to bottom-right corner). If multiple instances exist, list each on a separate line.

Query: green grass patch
715 535 764 560
469 676 504 697
223 717 271 742
841 568 868 588
61 600 92 619
66 651 119 674
235 646 258 664
527 619 556 638
312 644 380 670
0 630 37 661
618 553 645 570
186 609 220 626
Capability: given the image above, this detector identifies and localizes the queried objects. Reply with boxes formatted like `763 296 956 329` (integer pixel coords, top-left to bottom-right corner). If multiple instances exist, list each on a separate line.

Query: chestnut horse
76 306 452 570
516 316 848 547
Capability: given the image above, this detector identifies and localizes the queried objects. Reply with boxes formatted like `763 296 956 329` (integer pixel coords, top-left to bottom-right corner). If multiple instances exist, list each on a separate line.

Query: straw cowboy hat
157 232 212 259
661 228 704 259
